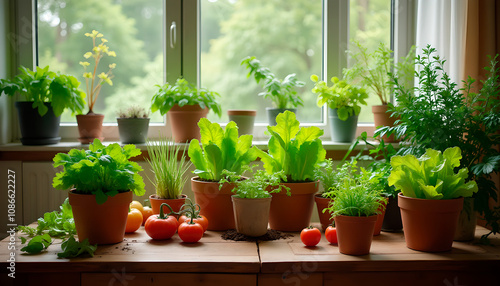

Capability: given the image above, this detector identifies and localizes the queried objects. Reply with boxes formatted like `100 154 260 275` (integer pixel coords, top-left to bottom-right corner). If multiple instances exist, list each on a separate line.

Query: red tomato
125 208 143 233
142 206 154 226
178 221 204 243
300 226 321 247
178 215 209 233
325 226 338 244
144 214 178 240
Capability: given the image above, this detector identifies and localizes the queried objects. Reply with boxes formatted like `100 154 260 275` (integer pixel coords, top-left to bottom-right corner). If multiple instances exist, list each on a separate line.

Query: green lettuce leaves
388 147 478 200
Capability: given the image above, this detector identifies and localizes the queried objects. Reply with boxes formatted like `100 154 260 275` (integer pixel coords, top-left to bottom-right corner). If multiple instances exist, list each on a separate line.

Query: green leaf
188 139 209 179
20 233 52 254
57 237 97 258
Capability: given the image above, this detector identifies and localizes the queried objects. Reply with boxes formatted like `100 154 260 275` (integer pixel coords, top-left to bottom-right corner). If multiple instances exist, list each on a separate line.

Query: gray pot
266 108 297 126
453 197 476 241
232 195 271 237
328 108 358 142
228 110 257 135
117 117 150 144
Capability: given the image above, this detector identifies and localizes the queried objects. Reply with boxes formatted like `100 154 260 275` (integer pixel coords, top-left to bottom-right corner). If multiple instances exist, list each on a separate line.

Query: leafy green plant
256 110 326 182
241 56 305 109
327 161 385 217
57 237 97 258
310 75 368 121
189 118 258 182
117 105 150 118
79 30 116 114
151 77 222 117
220 169 290 199
52 139 146 204
0 65 86 116
146 136 191 199
314 159 338 197
388 147 478 200
20 234 52 254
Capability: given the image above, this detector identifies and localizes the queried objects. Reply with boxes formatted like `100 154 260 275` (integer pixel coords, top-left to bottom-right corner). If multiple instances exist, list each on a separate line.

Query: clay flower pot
227 109 257 135
168 104 209 143
76 113 104 144
372 105 399 143
398 193 464 252
268 181 318 232
149 194 187 219
314 194 333 231
191 177 237 231
69 190 132 245
373 197 388 236
334 214 377 255
232 196 272 237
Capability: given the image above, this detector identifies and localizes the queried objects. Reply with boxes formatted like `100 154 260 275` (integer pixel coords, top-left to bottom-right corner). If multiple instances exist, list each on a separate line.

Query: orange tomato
125 208 143 233
142 206 154 225
130 201 144 213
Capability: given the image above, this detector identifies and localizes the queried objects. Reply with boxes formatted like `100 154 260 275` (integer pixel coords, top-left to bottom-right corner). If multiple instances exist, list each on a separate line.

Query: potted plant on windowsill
146 136 191 217
188 118 258 230
0 65 86 145
52 139 146 244
151 77 221 143
241 56 305 126
327 161 385 256
77 30 117 144
221 169 290 237
256 110 326 231
388 147 479 252
311 75 368 142
117 105 150 144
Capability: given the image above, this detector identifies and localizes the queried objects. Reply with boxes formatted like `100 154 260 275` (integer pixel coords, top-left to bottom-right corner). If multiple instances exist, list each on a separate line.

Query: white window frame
5 0 415 143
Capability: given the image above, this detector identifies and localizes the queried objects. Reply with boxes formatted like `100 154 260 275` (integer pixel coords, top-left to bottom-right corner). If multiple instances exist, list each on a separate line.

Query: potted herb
256 110 326 231
241 56 305 126
343 41 415 142
313 159 337 231
327 161 385 255
116 105 150 144
188 118 258 230
52 139 146 244
221 169 290 237
0 65 85 145
388 147 478 252
310 75 368 142
77 30 116 144
151 77 221 143
146 136 191 216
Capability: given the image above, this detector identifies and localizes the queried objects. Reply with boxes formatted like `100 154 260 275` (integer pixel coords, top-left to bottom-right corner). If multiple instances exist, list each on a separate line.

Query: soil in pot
76 113 104 144
227 109 257 135
328 108 358 143
232 196 271 237
69 191 132 245
314 194 333 231
168 104 208 143
266 108 296 126
15 101 61 145
334 214 377 255
117 117 150 144
149 194 187 219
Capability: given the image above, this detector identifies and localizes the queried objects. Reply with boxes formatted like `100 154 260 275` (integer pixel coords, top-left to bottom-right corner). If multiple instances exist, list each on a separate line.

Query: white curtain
416 0 468 86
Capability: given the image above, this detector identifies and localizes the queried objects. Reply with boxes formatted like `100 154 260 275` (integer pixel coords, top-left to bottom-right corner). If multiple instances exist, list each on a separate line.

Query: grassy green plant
220 168 290 199
241 56 305 109
117 105 150 118
146 136 191 199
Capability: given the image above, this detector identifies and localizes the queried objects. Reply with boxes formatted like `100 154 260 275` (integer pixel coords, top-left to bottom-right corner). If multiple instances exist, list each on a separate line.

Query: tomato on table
130 201 144 213
178 214 209 233
125 208 143 233
300 226 321 247
144 203 178 240
141 206 154 225
178 221 204 243
325 226 338 244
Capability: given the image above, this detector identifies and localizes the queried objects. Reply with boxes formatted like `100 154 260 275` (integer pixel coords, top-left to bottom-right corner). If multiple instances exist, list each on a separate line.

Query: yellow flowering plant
79 30 116 114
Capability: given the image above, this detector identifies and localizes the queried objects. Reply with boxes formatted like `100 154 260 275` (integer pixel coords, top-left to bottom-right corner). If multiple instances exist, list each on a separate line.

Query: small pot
15 101 61 145
372 105 399 143
314 194 333 231
453 197 476 241
227 109 257 135
328 108 358 143
381 195 403 232
266 108 297 126
117 117 150 144
149 194 187 218
168 104 208 143
373 197 388 236
232 195 272 237
76 113 105 144
69 190 132 245
334 214 377 255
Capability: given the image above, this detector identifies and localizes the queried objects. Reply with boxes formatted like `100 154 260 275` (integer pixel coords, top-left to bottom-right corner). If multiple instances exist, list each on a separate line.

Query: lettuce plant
188 118 258 181
388 147 478 200
220 169 290 199
257 110 326 182
52 139 146 204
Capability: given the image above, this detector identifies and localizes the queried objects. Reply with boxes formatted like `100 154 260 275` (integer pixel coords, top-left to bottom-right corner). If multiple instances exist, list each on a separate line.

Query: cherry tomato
130 201 144 214
178 221 204 243
178 215 209 233
125 208 143 233
142 206 154 225
300 226 321 247
325 226 338 244
144 203 178 240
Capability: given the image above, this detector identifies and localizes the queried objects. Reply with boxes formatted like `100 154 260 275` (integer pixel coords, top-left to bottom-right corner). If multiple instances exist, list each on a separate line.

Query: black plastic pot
381 195 403 232
266 108 297 126
15 101 61 145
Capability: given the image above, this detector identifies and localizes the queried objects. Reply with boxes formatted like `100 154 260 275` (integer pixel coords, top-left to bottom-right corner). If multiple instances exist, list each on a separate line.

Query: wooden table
1 225 499 286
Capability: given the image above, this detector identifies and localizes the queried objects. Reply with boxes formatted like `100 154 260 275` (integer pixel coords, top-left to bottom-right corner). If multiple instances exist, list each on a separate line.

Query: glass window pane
37 0 164 123
200 0 323 124
349 0 391 123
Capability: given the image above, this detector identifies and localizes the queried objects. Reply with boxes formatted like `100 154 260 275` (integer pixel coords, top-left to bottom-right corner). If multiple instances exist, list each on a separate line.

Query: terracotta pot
76 113 104 144
373 197 388 236
453 197 476 241
334 215 377 255
266 108 297 126
15 101 61 145
381 195 403 232
398 193 464 252
314 194 333 231
372 105 399 143
168 104 208 143
232 196 271 237
149 194 187 219
268 181 318 232
227 109 257 135
191 177 237 231
69 190 132 245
